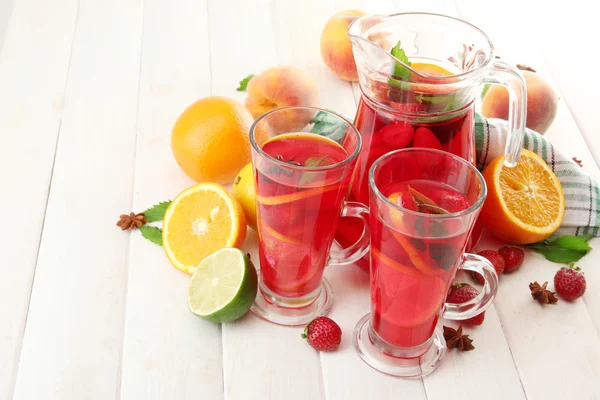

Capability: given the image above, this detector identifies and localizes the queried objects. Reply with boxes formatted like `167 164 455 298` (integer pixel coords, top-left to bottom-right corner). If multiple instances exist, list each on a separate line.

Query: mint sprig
526 234 593 263
236 74 255 92
139 225 163 246
143 201 171 222
390 40 412 80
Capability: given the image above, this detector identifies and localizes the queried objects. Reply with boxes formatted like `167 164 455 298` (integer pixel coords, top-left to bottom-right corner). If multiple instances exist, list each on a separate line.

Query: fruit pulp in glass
256 133 350 300
371 179 471 349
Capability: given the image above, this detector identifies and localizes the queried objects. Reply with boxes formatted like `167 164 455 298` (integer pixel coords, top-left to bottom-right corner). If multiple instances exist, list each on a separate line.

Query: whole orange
171 96 262 184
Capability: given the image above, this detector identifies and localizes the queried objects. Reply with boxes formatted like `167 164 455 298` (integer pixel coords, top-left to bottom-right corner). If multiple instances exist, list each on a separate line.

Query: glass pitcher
335 12 527 263
345 12 527 204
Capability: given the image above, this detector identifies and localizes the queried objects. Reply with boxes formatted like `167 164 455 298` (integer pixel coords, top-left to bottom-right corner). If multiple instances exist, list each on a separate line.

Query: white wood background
1 0 599 399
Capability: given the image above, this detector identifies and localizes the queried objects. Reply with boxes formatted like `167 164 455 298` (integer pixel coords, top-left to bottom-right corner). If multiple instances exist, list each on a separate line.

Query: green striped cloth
475 113 600 236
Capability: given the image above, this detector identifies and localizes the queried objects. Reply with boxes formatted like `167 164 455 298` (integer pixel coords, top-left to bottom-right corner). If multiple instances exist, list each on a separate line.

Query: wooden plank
453 2 600 398
0 0 78 398
11 0 143 398
117 0 223 399
207 1 323 398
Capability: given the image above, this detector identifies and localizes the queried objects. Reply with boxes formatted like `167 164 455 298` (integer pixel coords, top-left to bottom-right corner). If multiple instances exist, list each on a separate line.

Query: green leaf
236 74 255 92
143 201 171 222
526 234 593 264
481 83 491 98
309 110 347 143
304 156 331 167
390 40 412 80
555 234 593 251
139 225 163 246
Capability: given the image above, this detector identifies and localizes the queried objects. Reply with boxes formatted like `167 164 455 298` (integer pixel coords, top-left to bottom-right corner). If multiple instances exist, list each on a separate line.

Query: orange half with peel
163 182 247 274
480 149 565 244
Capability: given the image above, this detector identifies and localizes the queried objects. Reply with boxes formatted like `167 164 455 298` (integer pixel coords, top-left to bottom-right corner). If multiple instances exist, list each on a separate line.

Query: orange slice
387 193 443 276
372 248 423 279
480 149 565 244
257 184 341 206
261 222 301 246
411 62 454 77
162 182 247 274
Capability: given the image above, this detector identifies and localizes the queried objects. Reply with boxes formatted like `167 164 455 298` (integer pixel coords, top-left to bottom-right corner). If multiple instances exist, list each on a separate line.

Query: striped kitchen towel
475 113 600 237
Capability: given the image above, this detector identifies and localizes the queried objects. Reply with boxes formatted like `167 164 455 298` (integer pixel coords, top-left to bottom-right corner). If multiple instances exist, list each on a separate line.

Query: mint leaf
304 156 331 167
527 234 593 264
143 201 171 222
140 226 163 246
481 83 491 98
236 74 255 92
309 111 347 143
390 40 411 80
555 234 593 251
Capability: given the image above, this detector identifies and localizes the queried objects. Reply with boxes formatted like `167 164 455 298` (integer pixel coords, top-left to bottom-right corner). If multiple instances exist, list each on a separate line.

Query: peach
320 9 365 82
244 66 320 132
482 68 558 134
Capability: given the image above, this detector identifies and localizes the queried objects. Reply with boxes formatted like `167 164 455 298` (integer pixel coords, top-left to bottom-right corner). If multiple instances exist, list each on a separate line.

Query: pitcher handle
483 59 528 167
443 254 499 320
329 201 370 265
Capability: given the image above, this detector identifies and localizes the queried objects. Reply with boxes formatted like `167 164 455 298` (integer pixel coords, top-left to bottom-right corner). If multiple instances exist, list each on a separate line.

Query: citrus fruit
188 248 258 323
171 96 266 185
257 184 341 206
411 62 453 77
163 182 247 274
232 163 257 231
480 149 565 244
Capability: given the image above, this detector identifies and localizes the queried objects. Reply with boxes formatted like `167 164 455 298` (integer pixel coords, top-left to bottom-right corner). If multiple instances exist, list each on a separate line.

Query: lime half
188 248 258 323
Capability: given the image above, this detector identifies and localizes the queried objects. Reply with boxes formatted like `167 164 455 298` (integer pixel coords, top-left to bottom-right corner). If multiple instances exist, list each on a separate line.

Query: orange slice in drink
257 184 341 206
386 193 444 276
411 62 454 78
480 149 565 244
163 182 247 274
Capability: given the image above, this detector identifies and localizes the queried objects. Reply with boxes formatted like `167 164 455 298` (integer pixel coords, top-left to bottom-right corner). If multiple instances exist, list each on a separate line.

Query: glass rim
347 12 495 82
368 147 488 219
249 106 362 172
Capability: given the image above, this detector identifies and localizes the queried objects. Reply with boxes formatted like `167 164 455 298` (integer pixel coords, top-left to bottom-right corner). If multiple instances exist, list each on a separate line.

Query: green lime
188 248 258 323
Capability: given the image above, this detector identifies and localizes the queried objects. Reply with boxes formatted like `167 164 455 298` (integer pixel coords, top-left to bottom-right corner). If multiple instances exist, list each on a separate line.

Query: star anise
443 325 474 351
572 157 583 168
445 326 475 351
529 281 559 304
117 212 147 230
517 64 536 72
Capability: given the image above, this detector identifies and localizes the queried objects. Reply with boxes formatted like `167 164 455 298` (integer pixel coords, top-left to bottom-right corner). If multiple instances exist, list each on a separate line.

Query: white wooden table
1 0 599 399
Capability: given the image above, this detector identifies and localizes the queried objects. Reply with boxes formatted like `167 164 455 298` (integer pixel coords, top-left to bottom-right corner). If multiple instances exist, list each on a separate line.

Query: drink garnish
443 325 475 351
304 156 332 167
390 40 412 80
408 186 449 214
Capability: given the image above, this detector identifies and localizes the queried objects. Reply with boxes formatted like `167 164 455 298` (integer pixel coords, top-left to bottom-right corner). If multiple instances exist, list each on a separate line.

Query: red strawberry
498 245 525 273
438 194 468 213
379 122 414 149
473 250 505 284
446 283 485 325
554 266 586 301
302 316 342 351
412 127 442 150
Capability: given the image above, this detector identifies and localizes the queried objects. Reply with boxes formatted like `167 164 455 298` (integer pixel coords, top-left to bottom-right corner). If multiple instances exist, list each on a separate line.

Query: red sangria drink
353 148 498 378
250 107 370 326
371 180 471 348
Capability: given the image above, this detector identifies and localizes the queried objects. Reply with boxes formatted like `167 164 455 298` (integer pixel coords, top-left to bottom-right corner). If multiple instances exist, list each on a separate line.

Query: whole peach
244 66 319 132
482 69 558 134
320 10 365 82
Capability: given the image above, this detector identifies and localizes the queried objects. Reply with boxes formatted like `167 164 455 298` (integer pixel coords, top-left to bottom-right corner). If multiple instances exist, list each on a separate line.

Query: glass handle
328 201 370 266
483 59 528 167
443 253 498 320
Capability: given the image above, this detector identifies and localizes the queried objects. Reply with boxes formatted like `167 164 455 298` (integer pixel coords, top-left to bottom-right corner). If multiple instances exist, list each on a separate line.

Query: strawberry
554 266 586 301
498 245 525 273
412 127 443 150
379 122 414 149
438 194 468 213
473 250 505 284
446 283 485 325
302 316 342 351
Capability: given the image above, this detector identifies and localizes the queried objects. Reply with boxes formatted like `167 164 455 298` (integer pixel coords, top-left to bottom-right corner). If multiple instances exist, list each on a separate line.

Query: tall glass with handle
250 106 370 326
353 148 498 378
335 12 527 261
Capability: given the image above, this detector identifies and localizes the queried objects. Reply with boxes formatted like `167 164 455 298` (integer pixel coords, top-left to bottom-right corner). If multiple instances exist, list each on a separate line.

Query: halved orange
480 149 565 244
163 182 247 274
